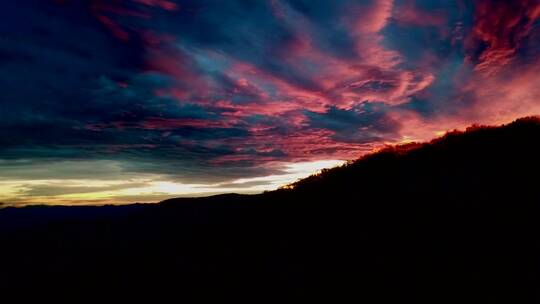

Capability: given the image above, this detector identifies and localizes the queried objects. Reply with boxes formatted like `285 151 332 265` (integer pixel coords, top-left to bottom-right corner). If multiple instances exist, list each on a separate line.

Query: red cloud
468 0 540 76
140 118 233 129
133 0 178 11
84 0 177 41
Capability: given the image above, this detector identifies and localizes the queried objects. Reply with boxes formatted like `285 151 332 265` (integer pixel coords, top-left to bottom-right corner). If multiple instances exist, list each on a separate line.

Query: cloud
392 1 447 27
467 0 540 76
3 0 540 204
306 103 402 143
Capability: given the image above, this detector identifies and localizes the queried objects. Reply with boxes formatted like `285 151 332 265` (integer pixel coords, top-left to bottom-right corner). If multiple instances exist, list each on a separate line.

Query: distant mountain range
2 117 540 303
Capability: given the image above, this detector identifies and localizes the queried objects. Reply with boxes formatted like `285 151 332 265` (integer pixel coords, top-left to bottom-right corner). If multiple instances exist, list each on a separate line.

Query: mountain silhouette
1 117 540 303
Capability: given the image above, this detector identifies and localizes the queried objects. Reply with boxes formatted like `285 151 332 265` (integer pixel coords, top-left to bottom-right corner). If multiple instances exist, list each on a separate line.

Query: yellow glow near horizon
0 160 346 207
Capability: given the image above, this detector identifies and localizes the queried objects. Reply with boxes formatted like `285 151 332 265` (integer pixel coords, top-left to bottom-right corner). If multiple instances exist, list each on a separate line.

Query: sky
1 0 540 206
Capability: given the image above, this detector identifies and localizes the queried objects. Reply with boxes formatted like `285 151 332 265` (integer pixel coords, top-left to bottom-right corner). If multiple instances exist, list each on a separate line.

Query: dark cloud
306 103 401 143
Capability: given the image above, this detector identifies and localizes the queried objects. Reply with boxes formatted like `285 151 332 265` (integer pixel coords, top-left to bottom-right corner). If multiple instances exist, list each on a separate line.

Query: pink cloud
460 58 540 126
82 1 540 168
393 2 447 27
91 0 442 165
145 47 212 101
347 0 394 34
211 127 374 166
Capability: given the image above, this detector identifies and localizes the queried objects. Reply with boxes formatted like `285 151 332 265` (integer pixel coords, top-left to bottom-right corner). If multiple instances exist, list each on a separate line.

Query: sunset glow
0 160 344 206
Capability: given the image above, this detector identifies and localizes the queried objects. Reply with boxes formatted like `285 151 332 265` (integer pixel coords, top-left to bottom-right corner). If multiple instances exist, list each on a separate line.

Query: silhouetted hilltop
2 117 540 303
289 115 540 192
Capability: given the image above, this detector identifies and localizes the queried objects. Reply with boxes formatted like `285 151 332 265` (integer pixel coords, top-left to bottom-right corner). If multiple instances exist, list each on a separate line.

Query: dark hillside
1 117 540 303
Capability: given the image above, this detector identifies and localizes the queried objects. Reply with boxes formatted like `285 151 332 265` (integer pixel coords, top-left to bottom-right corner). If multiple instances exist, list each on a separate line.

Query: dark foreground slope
2 117 540 302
